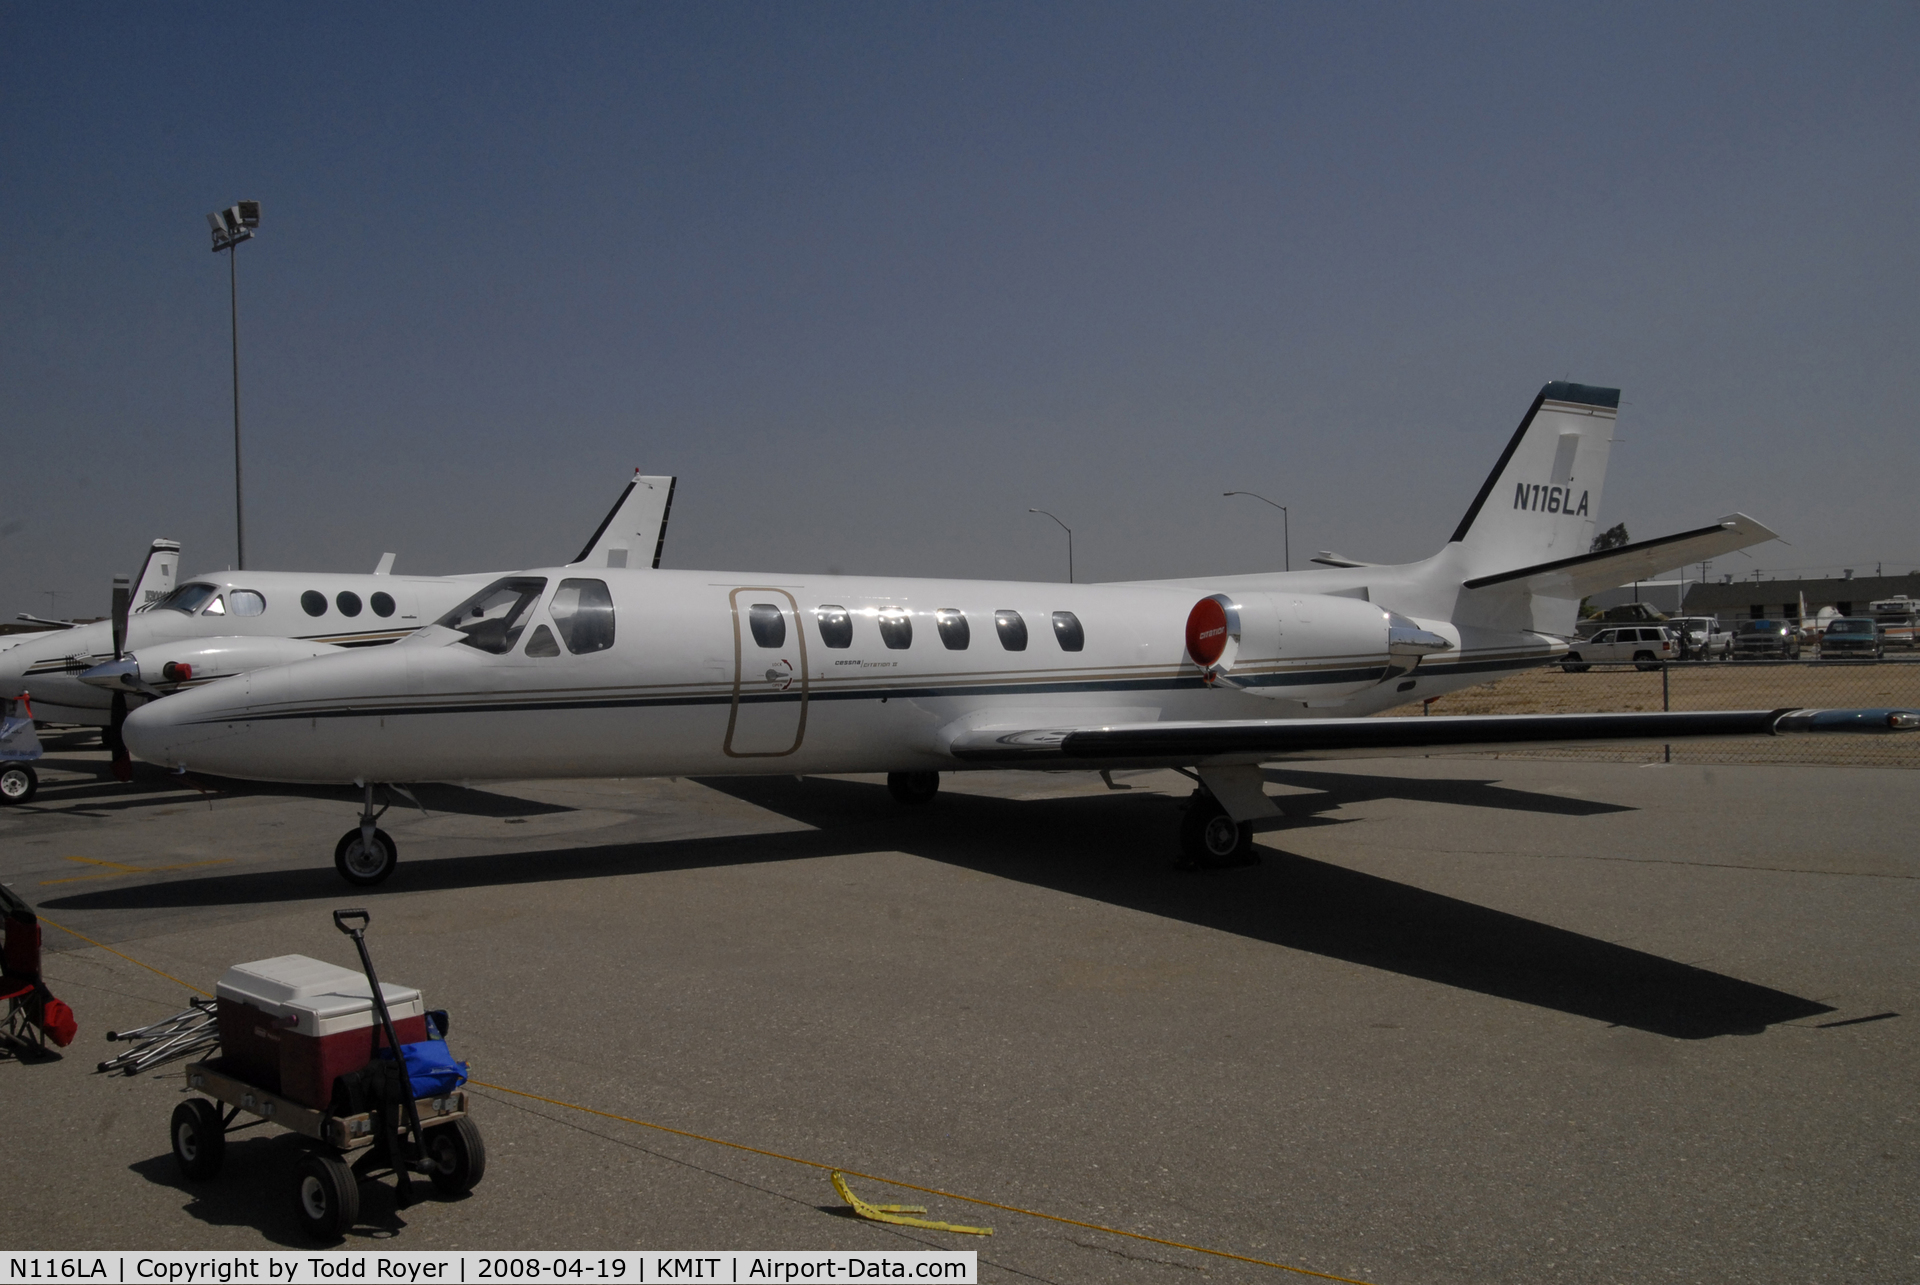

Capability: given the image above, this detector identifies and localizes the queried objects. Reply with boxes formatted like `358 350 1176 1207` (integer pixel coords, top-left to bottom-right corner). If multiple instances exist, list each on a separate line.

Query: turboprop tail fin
1448 382 1618 582
130 539 181 611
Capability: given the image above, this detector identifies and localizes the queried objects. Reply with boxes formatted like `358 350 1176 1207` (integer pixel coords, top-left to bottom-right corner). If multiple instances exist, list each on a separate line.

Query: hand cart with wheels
170 909 485 1240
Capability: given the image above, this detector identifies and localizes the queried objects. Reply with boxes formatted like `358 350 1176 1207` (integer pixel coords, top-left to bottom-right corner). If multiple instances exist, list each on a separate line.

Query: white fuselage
0 570 486 724
124 564 1564 784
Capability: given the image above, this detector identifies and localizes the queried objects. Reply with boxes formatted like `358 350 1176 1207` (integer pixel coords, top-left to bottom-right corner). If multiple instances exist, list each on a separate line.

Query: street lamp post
207 201 260 569
1223 491 1289 571
1028 509 1073 583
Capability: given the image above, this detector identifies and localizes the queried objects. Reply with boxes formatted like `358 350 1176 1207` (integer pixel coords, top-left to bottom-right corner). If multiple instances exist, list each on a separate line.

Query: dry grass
1380 660 1920 767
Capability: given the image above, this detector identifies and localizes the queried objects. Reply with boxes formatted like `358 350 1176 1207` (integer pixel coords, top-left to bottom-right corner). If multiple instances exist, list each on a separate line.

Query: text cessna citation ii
123 383 1917 883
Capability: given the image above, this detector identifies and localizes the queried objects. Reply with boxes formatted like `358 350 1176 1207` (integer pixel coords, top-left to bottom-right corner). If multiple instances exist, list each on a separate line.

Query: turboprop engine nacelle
78 636 345 695
1184 592 1454 705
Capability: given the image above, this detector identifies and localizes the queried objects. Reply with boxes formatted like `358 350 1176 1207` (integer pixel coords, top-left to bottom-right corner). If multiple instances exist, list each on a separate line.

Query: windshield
154 582 221 615
1828 619 1875 635
437 578 547 654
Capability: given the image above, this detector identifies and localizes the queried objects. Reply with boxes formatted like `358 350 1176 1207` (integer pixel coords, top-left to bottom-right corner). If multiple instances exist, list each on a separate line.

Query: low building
1682 573 1920 621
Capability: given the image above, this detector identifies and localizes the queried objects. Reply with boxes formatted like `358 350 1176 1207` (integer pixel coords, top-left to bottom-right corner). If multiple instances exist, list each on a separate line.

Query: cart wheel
334 828 397 886
293 1151 360 1241
426 1117 487 1195
171 1099 226 1180
0 764 36 805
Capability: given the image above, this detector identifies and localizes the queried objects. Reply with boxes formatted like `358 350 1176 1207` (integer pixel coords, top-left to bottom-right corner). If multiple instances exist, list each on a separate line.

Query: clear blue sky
4 2 1917 618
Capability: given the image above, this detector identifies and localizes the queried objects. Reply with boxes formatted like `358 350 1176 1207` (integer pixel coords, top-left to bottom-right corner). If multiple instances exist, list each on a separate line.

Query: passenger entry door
724 588 809 757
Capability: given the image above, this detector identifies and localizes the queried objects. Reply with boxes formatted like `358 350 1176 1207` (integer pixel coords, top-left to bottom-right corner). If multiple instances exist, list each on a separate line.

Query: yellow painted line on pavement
40 855 231 885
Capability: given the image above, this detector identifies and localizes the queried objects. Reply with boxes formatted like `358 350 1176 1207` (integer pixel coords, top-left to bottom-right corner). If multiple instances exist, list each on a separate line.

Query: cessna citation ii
122 383 1918 881
0 474 674 783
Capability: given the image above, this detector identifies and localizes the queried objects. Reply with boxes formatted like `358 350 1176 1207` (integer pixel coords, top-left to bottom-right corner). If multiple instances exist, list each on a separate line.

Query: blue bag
376 1039 469 1098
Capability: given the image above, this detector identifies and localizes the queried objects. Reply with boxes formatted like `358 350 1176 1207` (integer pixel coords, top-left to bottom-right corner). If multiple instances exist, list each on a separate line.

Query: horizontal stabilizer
1461 513 1777 599
947 707 1917 767
570 472 677 570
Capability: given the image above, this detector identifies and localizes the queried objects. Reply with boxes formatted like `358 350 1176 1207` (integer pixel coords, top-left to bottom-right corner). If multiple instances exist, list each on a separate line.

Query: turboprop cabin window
230 590 266 616
551 579 616 654
439 577 547 654
994 610 1027 651
878 607 912 650
370 592 395 618
302 590 327 616
157 583 220 615
816 605 852 649
936 609 969 650
337 592 363 618
1051 611 1084 652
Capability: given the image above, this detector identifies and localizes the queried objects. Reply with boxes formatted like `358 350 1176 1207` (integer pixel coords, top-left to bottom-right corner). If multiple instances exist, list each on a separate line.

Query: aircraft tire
334 828 397 886
1179 795 1257 869
886 771 940 805
0 764 36 805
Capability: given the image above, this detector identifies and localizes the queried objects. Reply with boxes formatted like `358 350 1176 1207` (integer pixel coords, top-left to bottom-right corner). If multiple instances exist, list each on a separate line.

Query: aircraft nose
122 682 243 770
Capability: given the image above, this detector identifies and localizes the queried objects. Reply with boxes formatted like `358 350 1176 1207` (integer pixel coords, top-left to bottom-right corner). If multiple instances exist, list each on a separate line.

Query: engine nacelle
133 637 345 691
1184 592 1453 705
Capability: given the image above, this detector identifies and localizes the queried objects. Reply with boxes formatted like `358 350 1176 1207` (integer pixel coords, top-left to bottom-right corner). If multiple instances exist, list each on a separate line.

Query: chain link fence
1381 658 1920 767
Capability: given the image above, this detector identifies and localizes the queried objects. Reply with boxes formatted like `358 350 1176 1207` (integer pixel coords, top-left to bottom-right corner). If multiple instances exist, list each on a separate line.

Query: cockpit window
438 577 548 654
156 583 220 615
550 579 616 654
230 590 266 616
203 595 225 615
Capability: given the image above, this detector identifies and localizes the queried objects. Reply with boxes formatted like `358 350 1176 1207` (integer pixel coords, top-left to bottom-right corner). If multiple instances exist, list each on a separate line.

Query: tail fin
1448 382 1618 580
568 472 677 570
130 539 180 611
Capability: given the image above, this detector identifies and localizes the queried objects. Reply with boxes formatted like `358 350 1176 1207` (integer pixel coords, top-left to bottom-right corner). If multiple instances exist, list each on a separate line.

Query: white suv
1561 626 1676 672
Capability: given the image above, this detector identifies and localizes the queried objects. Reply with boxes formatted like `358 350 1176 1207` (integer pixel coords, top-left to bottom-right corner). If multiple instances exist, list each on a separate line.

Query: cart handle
333 908 370 935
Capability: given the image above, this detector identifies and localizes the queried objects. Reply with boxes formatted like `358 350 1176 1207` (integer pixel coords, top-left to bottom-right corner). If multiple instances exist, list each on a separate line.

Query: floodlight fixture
206 201 260 567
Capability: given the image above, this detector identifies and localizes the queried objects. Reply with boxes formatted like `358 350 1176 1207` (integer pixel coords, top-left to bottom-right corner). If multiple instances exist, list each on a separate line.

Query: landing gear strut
334 782 398 886
1179 789 1257 869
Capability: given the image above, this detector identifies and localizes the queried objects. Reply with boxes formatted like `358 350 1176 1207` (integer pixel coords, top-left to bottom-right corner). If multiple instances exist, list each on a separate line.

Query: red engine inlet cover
1185 597 1231 667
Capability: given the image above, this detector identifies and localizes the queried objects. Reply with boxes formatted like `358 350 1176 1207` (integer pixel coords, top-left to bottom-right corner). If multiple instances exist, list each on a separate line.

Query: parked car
1664 615 1733 660
1731 619 1802 659
1818 617 1884 660
1561 626 1676 672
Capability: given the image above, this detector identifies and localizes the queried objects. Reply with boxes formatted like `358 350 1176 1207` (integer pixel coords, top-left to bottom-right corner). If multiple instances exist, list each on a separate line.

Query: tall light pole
207 201 260 569
1224 491 1289 571
1028 509 1073 583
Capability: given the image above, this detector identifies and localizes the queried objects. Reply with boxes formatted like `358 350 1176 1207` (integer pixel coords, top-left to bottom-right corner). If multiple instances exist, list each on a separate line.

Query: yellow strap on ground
41 925 1376 1283
831 1170 992 1236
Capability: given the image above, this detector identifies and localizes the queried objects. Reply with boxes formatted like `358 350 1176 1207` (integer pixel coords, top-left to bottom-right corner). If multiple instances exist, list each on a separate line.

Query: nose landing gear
334 782 398 886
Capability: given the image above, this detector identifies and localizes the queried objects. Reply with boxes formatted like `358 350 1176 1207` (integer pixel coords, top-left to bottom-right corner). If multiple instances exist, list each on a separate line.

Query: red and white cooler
216 955 428 1109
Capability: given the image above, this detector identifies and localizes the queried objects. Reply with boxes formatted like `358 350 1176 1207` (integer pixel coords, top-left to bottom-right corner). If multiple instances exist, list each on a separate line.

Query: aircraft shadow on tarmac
47 772 1829 1040
126 1128 442 1245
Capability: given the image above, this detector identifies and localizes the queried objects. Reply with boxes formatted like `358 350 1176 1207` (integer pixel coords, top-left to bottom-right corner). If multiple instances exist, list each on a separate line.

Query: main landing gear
1179 788 1258 869
335 782 398 886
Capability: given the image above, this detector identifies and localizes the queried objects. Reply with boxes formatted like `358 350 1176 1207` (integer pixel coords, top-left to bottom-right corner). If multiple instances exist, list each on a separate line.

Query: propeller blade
111 574 131 660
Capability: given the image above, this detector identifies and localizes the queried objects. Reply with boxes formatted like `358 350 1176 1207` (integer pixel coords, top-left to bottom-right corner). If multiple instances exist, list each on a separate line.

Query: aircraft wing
569 472 677 570
947 707 1916 767
1461 513 1776 599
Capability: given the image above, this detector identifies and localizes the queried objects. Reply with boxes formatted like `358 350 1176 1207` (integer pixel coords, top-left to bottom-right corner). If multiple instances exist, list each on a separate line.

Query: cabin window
230 590 266 617
370 592 395 618
994 610 1027 651
524 624 561 658
301 590 327 617
815 605 852 649
936 608 969 650
551 578 616 654
438 577 547 654
878 607 912 650
1051 611 1084 652
158 583 221 615
337 592 363 618
202 595 225 615
747 603 786 649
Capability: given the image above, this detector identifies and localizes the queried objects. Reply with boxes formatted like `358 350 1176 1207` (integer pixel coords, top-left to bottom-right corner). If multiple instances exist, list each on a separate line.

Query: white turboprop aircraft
122 383 1918 882
0 473 676 778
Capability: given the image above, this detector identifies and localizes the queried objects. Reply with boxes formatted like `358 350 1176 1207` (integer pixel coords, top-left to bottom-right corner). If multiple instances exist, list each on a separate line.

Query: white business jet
0 474 675 780
122 384 1918 882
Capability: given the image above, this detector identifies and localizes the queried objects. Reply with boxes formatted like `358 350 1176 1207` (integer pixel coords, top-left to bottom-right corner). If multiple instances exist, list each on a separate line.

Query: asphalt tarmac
1 730 1914 1283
